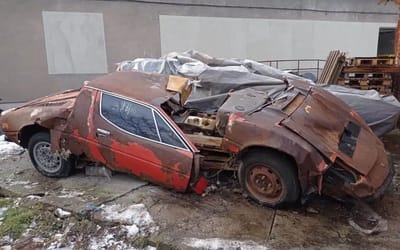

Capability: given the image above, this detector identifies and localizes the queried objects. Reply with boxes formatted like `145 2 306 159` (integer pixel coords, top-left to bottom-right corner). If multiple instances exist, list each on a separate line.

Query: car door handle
96 128 110 137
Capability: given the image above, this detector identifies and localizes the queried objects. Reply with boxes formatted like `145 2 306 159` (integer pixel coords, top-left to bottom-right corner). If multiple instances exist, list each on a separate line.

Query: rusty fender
222 112 328 194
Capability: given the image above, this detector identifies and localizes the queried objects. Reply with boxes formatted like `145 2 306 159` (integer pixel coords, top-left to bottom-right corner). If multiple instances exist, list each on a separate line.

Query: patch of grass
0 207 35 238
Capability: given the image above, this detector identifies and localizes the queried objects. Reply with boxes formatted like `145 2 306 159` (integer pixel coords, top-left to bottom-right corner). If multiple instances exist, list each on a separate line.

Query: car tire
28 132 72 177
238 150 300 208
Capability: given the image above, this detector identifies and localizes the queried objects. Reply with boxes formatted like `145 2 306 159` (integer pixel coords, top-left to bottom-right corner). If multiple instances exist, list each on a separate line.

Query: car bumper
364 154 395 201
323 152 394 201
350 152 395 200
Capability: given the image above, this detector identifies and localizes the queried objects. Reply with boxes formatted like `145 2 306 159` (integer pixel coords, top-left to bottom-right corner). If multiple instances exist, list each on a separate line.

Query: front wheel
238 150 300 208
28 132 72 177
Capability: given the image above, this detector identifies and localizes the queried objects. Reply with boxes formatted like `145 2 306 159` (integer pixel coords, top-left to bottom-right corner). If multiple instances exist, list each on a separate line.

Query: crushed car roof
86 71 190 106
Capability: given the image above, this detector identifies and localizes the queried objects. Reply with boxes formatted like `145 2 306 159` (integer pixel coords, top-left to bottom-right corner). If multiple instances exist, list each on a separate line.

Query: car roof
86 71 179 106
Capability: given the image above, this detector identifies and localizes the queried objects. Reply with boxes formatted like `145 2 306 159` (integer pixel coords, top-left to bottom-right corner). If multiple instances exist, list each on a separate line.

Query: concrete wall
0 0 397 104
160 16 395 60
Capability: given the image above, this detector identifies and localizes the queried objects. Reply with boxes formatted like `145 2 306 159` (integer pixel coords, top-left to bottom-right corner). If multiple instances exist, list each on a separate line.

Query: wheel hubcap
33 141 62 173
246 165 284 204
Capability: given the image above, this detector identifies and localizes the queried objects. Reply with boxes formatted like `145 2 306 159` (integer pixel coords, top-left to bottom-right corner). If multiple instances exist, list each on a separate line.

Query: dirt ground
0 130 399 249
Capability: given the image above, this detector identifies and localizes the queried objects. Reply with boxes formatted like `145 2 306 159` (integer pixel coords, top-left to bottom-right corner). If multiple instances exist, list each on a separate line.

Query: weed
0 207 35 238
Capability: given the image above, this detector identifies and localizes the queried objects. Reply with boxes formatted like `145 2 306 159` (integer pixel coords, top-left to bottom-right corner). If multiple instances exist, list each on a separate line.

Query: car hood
280 86 384 176
1 89 79 131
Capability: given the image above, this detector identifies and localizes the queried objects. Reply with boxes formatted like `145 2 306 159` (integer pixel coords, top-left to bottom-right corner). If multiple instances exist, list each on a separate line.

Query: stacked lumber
317 50 346 84
338 56 395 95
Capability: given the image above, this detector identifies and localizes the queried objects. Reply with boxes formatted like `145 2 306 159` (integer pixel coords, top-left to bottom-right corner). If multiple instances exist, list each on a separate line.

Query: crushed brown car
0 71 394 207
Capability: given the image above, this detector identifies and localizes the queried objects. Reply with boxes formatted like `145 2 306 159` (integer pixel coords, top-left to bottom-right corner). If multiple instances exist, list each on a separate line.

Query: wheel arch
237 144 306 194
237 145 301 206
19 123 49 148
237 145 297 169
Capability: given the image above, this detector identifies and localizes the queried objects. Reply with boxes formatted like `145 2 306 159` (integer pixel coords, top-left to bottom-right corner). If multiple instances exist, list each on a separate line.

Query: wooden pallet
336 59 398 97
350 57 395 66
343 72 391 79
338 78 392 86
337 79 392 94
339 86 392 94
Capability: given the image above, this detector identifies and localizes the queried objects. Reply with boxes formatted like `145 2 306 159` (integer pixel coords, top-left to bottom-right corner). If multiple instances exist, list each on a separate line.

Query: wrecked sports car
0 71 394 207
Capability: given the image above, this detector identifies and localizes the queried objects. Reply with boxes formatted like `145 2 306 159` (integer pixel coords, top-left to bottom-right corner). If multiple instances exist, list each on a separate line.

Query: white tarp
117 50 400 136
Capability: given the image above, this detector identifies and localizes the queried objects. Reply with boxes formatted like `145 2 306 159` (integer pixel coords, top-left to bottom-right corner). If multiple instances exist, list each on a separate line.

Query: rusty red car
0 71 394 207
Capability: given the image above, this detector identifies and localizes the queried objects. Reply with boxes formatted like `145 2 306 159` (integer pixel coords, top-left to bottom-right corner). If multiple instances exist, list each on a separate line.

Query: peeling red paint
110 140 190 191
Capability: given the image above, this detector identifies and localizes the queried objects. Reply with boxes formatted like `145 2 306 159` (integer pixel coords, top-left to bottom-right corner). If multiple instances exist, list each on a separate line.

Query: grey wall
0 0 397 103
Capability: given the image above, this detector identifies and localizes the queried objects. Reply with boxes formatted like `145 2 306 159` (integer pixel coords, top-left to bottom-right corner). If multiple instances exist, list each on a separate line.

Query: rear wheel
238 150 300 207
28 132 72 177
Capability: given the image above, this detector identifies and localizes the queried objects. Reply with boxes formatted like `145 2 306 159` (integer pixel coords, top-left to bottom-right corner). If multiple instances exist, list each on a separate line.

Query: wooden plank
342 73 391 79
317 50 345 84
342 65 400 73
351 57 395 66
336 79 392 87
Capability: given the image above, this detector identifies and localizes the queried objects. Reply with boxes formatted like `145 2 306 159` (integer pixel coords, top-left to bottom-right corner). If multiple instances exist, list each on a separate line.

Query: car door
91 91 195 191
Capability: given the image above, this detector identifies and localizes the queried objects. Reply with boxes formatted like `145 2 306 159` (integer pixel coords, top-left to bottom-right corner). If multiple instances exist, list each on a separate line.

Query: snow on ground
0 135 24 160
183 237 270 250
99 204 158 236
5 179 38 190
88 231 157 250
0 207 8 218
46 241 74 250
125 224 139 237
57 189 85 199
88 232 131 250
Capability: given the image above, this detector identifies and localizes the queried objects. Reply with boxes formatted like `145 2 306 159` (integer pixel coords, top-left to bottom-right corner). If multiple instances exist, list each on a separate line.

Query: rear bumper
323 153 394 201
350 152 395 200
364 154 395 201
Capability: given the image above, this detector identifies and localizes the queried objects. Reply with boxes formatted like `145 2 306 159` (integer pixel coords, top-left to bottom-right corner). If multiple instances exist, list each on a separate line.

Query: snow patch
46 241 74 250
5 179 38 190
7 180 30 186
0 207 8 218
99 204 158 236
183 238 270 250
57 189 84 198
26 195 43 200
0 135 24 160
88 232 132 250
87 230 157 250
125 224 139 237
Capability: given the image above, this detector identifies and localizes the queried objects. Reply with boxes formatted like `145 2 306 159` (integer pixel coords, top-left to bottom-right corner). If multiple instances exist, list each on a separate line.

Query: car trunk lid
280 87 378 176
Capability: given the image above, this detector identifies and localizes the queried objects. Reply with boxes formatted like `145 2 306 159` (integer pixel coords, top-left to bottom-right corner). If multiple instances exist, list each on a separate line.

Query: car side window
101 93 159 141
154 112 186 149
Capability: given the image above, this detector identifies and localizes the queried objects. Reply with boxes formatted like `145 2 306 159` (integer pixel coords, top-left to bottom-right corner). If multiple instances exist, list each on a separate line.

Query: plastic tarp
322 85 400 136
117 50 400 136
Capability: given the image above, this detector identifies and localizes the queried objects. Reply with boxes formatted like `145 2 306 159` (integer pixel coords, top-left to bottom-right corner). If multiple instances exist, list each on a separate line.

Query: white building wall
160 15 396 61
